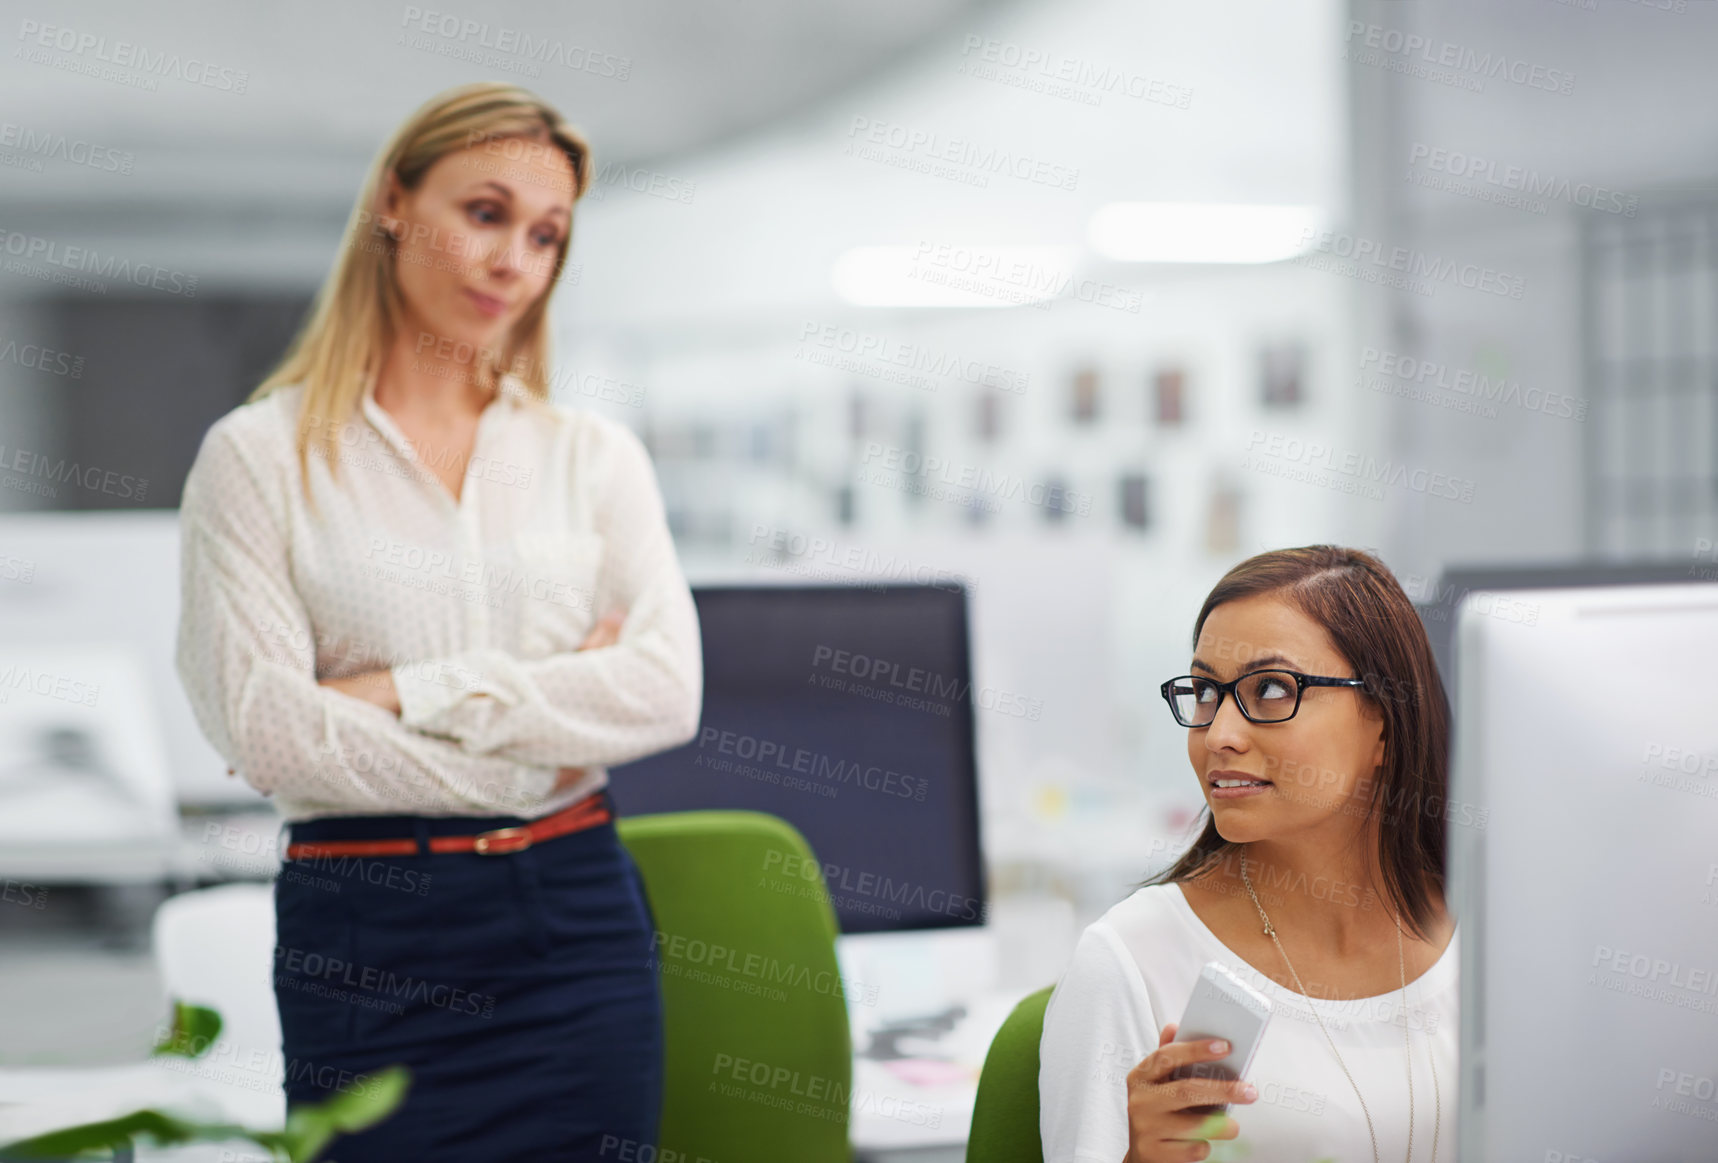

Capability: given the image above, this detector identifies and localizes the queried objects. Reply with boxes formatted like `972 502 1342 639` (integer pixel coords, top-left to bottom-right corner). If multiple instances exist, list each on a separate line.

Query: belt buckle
473 825 532 855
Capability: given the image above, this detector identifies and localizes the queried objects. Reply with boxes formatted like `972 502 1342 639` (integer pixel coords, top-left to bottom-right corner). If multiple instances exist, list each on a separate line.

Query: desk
0 894 1083 1160
840 893 1078 1161
847 989 1024 1163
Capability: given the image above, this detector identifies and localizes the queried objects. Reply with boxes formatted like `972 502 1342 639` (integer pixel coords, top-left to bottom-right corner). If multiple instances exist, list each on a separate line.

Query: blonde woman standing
174 83 702 1159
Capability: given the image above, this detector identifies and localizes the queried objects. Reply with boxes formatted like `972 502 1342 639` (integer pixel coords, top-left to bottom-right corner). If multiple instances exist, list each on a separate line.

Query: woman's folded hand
550 606 631 792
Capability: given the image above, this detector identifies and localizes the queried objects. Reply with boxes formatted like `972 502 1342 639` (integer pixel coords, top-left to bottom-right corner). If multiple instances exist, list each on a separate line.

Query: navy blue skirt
272 789 664 1161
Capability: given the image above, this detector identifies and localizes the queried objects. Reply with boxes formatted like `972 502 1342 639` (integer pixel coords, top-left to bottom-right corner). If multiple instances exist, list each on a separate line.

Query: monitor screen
608 584 987 935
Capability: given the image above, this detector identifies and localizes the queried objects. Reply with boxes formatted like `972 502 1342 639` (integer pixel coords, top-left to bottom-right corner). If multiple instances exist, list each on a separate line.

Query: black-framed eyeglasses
1159 669 1368 727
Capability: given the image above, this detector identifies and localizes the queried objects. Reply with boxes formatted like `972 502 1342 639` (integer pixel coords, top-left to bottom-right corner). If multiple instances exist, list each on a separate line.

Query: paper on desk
880 1057 981 1087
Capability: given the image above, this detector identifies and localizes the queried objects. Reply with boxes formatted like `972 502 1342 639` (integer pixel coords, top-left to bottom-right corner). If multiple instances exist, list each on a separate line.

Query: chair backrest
618 811 853 1163
965 985 1054 1163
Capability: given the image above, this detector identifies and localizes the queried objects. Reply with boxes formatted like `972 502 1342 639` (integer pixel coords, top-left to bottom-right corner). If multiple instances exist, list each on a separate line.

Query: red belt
283 793 611 861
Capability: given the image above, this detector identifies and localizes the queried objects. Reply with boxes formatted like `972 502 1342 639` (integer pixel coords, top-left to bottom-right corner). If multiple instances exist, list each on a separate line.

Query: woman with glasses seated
1040 545 1457 1163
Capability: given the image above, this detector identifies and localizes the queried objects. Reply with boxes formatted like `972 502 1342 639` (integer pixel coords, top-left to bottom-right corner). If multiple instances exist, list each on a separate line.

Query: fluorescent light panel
1087 202 1323 263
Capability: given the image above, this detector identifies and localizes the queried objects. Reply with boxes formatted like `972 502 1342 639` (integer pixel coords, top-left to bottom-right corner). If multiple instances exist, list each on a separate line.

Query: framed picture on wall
1260 342 1305 407
1042 474 1073 523
1120 473 1150 530
848 387 869 440
1070 366 1099 422
1205 479 1241 554
1153 366 1186 425
747 419 775 462
975 389 1001 442
901 411 926 507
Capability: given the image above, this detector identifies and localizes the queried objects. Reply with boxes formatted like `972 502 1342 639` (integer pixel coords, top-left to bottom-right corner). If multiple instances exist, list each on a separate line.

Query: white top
1040 882 1458 1163
174 373 703 822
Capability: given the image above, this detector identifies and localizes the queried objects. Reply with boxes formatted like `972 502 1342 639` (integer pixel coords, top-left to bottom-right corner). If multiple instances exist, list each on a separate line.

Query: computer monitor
0 511 251 806
608 584 987 935
1415 559 1711 707
1449 582 1718 1160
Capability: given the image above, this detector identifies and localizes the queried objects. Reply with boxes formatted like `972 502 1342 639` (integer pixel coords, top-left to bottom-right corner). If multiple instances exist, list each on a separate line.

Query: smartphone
1165 961 1273 1114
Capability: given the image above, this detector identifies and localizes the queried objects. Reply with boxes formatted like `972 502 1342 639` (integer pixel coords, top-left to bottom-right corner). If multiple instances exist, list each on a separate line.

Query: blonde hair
249 81 592 512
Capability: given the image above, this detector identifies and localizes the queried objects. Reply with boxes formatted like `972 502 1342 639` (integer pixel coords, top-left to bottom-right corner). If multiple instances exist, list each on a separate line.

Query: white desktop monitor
0 511 257 807
1450 583 1718 1161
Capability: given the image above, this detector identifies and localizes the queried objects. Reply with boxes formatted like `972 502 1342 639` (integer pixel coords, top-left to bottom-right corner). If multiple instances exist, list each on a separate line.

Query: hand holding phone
1121 963 1272 1163
1166 961 1273 1113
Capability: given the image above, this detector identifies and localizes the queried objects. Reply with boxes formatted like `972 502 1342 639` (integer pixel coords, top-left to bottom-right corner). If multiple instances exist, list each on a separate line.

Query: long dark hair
1141 545 1451 941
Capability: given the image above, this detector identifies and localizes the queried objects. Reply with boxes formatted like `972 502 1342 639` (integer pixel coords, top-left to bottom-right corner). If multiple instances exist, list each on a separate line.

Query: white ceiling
0 0 1000 213
0 0 1349 312
562 0 1349 333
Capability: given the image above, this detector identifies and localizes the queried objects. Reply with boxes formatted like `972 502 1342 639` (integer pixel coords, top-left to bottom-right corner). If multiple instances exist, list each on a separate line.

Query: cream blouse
1040 883 1458 1163
174 372 703 822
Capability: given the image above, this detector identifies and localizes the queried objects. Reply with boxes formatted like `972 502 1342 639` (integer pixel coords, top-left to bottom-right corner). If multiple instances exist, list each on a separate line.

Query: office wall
1349 0 1718 577
546 0 1368 876
0 299 62 513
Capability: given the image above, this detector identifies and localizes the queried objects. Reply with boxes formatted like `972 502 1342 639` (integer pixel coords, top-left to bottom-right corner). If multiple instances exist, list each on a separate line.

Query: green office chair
618 811 853 1163
965 985 1055 1163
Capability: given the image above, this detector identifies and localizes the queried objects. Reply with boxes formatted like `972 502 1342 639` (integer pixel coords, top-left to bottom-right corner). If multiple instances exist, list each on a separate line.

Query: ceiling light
1087 203 1324 263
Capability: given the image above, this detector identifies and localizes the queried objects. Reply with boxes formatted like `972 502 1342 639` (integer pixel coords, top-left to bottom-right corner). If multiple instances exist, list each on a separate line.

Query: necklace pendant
1262 923 1274 936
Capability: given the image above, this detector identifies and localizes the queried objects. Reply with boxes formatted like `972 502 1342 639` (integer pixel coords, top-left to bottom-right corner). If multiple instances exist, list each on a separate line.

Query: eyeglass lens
1169 670 1300 725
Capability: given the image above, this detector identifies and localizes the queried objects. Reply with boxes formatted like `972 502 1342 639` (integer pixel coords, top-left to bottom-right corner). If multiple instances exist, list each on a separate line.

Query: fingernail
1209 1039 1229 1054
1242 1083 1258 1100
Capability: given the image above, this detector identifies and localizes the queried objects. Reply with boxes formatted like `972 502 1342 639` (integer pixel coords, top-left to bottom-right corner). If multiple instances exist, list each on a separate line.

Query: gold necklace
1239 852 1441 1163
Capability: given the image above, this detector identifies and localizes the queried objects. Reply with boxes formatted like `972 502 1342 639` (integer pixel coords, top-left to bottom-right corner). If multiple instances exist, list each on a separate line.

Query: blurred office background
0 0 1713 1156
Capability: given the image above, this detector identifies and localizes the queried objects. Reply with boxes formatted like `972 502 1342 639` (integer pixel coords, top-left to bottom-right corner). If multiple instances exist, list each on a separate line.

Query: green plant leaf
150 999 224 1059
275 1066 412 1163
0 1064 410 1163
0 1109 247 1159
